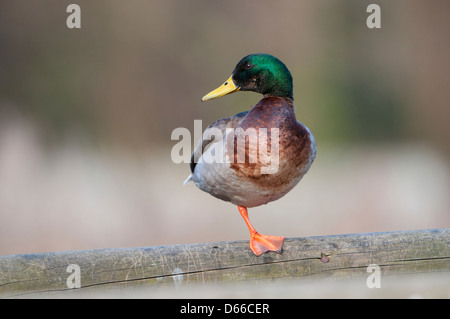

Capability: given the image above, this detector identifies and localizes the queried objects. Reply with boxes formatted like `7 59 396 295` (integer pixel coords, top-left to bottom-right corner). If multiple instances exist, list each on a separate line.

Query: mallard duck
184 53 316 256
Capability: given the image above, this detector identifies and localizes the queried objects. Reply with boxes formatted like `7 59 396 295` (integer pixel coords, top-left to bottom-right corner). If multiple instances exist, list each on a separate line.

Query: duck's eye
246 63 253 69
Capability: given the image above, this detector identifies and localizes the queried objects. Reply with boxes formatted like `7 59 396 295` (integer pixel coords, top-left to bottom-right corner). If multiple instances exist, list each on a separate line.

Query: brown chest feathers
228 97 312 189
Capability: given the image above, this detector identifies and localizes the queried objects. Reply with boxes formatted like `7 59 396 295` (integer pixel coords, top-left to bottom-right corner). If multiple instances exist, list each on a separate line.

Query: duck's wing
184 111 248 184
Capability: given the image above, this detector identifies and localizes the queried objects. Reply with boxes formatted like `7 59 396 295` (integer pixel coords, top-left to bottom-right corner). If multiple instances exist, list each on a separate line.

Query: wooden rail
0 229 449 298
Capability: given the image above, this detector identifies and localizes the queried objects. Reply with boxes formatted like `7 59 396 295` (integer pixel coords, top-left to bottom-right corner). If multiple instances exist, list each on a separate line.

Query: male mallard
184 53 316 256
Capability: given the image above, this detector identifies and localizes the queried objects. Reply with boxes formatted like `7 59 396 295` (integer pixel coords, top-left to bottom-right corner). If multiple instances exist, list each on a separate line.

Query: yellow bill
201 76 240 101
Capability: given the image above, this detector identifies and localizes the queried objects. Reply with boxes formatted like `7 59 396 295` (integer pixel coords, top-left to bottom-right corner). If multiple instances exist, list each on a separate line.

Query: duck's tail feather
183 174 193 185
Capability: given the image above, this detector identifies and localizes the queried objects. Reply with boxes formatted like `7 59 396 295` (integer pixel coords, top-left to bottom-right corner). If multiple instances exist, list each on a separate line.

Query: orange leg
238 206 285 256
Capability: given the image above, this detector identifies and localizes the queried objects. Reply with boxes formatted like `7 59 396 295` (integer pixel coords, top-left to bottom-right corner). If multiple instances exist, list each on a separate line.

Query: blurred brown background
0 0 448 255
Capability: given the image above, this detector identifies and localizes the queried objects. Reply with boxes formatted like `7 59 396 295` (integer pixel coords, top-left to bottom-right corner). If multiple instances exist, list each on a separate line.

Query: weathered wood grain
0 229 449 297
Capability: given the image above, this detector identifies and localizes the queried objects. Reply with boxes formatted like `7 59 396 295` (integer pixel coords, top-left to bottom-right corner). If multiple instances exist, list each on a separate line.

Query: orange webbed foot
238 205 285 256
250 232 285 256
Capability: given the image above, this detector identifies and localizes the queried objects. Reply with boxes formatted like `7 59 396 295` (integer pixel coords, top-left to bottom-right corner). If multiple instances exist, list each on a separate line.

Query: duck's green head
202 53 293 102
